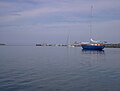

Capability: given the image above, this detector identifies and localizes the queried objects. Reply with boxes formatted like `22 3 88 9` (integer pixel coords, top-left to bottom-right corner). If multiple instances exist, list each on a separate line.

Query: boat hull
81 45 105 50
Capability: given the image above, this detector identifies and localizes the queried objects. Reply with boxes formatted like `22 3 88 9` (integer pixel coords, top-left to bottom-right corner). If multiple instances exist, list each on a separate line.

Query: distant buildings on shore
36 41 81 47
105 44 120 48
36 42 120 48
1 42 120 48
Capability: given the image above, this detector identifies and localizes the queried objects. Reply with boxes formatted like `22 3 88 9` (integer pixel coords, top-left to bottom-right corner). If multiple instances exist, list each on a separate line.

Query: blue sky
0 0 120 44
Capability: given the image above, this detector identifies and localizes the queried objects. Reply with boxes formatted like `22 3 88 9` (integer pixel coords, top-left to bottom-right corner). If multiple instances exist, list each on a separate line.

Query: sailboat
81 38 105 50
81 6 105 50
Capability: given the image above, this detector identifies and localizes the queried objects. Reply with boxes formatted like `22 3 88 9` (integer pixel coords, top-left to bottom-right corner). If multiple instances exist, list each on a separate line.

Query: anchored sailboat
81 38 105 50
81 6 105 50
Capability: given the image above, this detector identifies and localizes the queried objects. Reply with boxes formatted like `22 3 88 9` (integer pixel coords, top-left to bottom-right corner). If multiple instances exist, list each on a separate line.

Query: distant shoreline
1 43 120 48
35 43 120 48
105 44 120 48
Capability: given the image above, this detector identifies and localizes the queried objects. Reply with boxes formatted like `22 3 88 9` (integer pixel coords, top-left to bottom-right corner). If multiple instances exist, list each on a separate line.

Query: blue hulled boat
81 39 105 50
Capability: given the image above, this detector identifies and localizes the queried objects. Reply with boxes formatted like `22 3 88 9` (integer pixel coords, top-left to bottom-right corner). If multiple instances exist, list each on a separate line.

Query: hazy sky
0 0 120 44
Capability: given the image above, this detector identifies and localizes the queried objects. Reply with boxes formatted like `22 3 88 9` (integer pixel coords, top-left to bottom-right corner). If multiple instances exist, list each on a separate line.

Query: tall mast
66 30 70 46
90 5 93 39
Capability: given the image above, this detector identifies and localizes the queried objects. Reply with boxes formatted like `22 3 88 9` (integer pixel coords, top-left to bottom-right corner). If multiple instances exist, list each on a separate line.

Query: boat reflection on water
81 49 105 55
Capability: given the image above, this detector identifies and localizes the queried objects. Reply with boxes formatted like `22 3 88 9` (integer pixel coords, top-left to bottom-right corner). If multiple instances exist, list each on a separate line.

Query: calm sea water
0 46 120 91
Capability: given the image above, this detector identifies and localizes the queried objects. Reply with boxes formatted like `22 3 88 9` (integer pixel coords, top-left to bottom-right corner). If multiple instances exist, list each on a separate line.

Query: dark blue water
0 46 120 91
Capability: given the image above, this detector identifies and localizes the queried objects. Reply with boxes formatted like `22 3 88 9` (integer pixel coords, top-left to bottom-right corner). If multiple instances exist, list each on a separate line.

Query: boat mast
66 30 70 46
90 5 93 40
